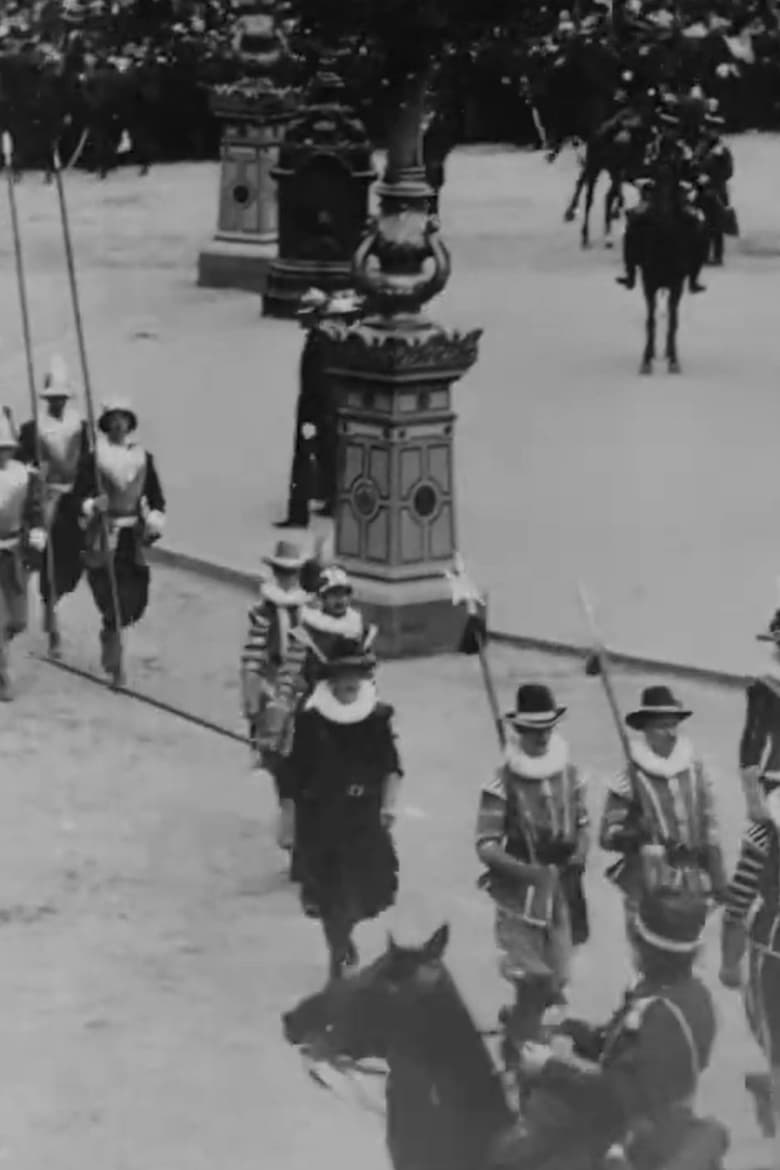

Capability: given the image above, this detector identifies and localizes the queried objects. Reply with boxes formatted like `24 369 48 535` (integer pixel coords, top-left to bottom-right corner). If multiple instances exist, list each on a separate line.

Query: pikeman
16 355 89 656
240 539 310 856
71 397 165 685
475 684 590 1071
599 685 727 930
0 410 46 699
738 606 780 823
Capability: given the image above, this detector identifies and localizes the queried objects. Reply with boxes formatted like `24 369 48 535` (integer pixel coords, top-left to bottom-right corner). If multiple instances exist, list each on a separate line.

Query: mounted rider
491 886 728 1170
615 108 709 294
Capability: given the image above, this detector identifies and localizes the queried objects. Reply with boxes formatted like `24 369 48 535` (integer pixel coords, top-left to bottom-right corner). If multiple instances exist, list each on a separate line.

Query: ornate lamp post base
321 310 482 658
198 83 294 294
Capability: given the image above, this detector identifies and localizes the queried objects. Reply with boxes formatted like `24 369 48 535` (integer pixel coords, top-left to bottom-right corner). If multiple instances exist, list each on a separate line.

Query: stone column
198 87 293 293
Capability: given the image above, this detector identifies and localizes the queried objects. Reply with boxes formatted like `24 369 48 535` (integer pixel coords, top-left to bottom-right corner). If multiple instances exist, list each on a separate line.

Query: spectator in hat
599 685 726 930
738 607 780 823
275 288 363 531
240 538 311 855
476 683 590 1070
493 886 723 1170
285 634 402 979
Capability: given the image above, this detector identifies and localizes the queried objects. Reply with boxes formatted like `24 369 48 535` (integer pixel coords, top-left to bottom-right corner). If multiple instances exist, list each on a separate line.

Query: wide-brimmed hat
324 290 363 318
633 887 707 955
625 685 692 730
40 354 73 399
321 634 376 678
756 609 780 643
296 287 329 318
98 397 137 433
262 539 307 572
318 565 353 597
505 684 566 731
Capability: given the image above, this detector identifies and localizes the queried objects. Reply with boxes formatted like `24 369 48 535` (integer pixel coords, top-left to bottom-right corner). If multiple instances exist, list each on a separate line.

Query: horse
282 924 728 1170
623 167 704 376
564 124 647 248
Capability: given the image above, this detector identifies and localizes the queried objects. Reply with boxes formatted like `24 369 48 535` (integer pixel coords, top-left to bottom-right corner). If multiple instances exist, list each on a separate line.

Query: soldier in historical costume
299 565 376 693
275 288 363 531
71 397 165 685
492 887 726 1170
240 539 310 854
285 636 402 980
0 411 46 699
599 685 727 929
16 356 89 656
738 607 780 823
476 684 590 1062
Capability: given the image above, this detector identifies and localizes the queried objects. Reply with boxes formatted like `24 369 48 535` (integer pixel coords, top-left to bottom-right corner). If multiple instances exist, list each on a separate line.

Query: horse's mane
397 961 507 1116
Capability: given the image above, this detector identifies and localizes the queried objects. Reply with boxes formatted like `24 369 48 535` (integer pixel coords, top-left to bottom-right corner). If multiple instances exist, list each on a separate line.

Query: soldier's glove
28 527 46 553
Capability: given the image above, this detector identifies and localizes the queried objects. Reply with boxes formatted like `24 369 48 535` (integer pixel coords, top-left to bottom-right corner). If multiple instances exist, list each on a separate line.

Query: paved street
0 566 770 1168
0 137 777 676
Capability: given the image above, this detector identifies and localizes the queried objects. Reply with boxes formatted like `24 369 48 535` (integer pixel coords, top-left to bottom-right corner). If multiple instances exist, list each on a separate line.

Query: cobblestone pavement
0 565 769 1168
0 138 777 678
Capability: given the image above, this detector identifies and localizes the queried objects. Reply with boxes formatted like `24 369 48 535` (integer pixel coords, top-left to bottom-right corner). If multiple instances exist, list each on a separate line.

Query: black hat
505 684 566 731
633 886 707 955
756 609 780 644
625 685 692 730
321 635 376 679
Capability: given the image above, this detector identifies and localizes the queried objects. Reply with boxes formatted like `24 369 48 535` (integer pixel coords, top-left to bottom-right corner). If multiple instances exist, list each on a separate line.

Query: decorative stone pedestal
321 318 482 658
198 90 293 293
262 70 375 319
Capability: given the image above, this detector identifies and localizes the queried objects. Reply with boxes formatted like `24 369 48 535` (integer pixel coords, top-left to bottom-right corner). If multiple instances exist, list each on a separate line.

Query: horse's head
282 924 451 1065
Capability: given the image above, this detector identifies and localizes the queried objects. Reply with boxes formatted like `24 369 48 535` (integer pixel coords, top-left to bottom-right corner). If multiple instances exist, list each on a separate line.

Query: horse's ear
386 931 399 955
422 923 450 961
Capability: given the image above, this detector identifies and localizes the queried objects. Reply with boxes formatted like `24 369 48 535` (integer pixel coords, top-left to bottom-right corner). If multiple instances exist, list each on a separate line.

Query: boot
276 799 295 851
44 607 62 659
689 275 707 294
616 269 636 290
100 627 125 688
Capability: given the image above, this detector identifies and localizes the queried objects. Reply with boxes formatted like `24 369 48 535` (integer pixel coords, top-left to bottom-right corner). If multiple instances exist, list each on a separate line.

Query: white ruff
630 736 694 778
306 680 378 724
301 605 363 638
766 789 780 830
96 436 146 491
261 581 308 608
504 731 570 779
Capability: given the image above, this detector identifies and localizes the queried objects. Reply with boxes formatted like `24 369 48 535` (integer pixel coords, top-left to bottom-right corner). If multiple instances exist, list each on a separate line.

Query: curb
149 545 750 692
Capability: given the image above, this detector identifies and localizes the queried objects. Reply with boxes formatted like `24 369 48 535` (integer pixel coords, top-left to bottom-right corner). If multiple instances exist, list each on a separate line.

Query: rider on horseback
490 886 726 1170
616 114 708 294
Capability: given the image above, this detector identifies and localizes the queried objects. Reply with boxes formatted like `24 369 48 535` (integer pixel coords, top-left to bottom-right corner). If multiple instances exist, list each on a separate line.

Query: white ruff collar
306 680 378 724
261 581 308 608
630 736 694 778
504 731 569 780
38 407 81 437
96 435 145 487
301 605 363 638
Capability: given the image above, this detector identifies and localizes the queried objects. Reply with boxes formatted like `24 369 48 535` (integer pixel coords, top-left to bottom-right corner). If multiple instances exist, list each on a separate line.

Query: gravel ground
0 563 770 1168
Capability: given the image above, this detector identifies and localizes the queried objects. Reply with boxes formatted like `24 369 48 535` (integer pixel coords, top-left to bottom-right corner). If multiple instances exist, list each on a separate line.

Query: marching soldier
737 606 780 823
16 355 88 657
71 397 165 686
0 410 46 699
599 685 727 928
720 804 780 1160
476 684 590 1058
493 887 725 1170
240 539 310 855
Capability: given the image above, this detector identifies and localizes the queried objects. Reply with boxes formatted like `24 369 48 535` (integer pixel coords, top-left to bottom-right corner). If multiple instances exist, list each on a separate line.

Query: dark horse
283 925 727 1170
624 168 704 376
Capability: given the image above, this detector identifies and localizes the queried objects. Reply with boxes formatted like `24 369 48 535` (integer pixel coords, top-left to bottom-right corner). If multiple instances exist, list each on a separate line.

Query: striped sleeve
572 766 590 828
475 768 506 850
241 604 270 674
607 769 633 800
723 822 773 923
